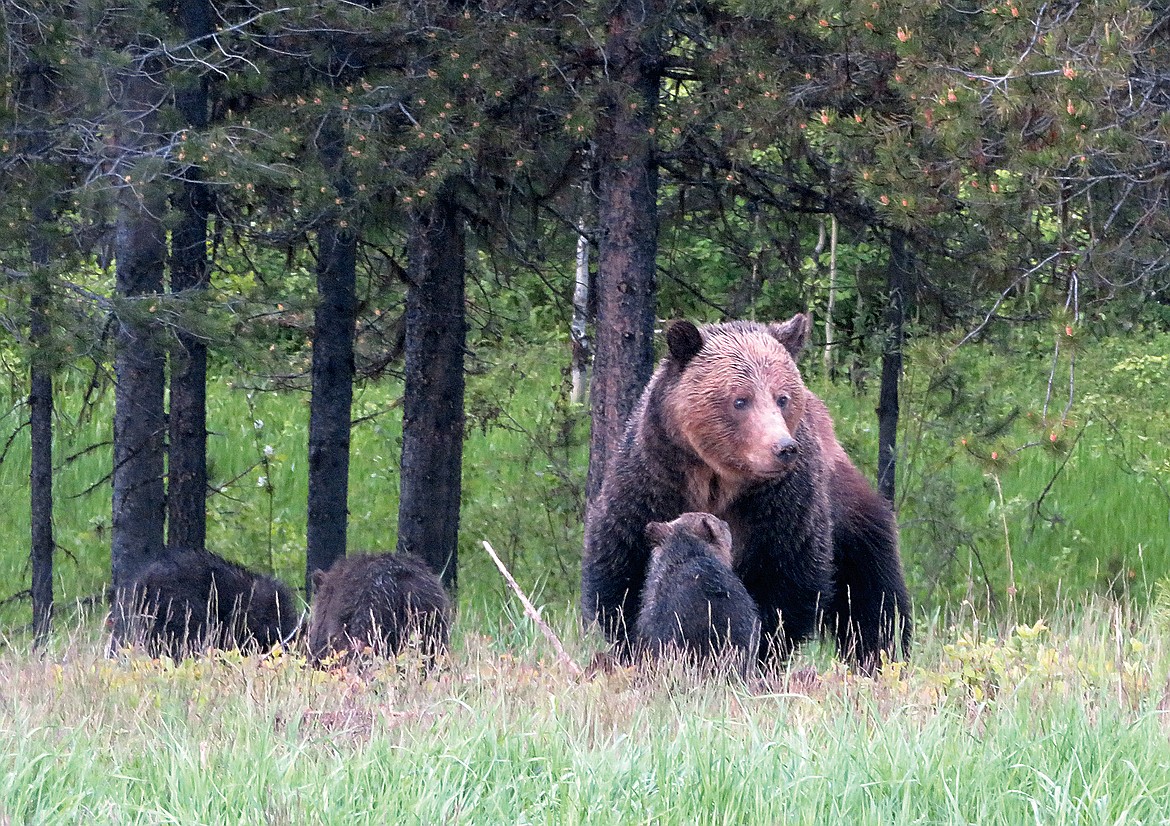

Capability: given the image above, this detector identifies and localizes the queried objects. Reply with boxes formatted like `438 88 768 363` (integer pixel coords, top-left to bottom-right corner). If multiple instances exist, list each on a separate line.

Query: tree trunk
570 219 591 404
109 55 168 641
29 198 54 645
167 0 214 554
823 215 838 378
109 149 168 645
585 1 664 506
25 60 55 643
305 109 357 594
398 186 465 590
877 228 911 504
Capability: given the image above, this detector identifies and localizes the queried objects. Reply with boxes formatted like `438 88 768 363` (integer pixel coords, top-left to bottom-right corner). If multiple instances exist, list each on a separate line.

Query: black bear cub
634 512 760 674
129 548 298 659
307 552 451 664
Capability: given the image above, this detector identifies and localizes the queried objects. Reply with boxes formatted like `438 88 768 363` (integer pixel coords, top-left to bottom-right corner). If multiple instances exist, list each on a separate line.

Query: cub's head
661 313 811 482
646 511 735 568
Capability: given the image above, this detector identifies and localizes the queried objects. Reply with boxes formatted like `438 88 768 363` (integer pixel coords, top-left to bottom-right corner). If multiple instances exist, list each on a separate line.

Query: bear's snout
772 436 799 461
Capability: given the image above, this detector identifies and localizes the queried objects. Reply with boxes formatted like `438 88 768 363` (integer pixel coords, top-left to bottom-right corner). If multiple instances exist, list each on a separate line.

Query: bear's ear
695 514 720 545
706 515 733 554
311 570 326 590
645 521 670 546
665 320 704 368
768 313 811 358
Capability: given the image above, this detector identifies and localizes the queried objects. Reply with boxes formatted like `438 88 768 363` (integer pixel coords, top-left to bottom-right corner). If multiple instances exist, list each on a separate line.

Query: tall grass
2 316 1168 819
820 326 1170 613
2 599 1170 824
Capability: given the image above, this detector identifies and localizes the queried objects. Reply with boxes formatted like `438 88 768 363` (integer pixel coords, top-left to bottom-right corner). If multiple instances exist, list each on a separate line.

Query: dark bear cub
634 512 761 675
307 552 451 664
129 548 298 659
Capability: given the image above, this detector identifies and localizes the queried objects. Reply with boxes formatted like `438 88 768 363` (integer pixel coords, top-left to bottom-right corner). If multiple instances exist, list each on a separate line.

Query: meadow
0 323 1169 822
2 601 1170 823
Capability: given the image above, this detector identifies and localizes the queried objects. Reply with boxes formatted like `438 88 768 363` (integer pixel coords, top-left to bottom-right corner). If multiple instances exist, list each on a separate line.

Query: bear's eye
733 397 750 410
776 395 790 409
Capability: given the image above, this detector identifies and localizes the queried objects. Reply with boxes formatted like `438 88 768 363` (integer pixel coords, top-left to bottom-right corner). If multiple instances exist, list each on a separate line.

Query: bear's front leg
826 464 912 673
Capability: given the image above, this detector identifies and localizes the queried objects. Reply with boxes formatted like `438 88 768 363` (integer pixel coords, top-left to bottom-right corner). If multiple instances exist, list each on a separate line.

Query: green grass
2 600 1170 824
819 326 1170 613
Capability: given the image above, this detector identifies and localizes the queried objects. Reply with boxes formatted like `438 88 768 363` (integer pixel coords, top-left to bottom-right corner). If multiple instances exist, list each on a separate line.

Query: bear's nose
773 437 799 459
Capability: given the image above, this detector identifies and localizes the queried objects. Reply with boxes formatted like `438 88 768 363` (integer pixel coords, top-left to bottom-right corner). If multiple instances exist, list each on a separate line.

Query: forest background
1 0 1169 639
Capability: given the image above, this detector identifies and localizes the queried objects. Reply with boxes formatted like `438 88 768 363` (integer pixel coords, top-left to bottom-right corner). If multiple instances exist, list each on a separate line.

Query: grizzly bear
582 313 911 672
129 548 299 658
307 552 451 664
634 512 761 675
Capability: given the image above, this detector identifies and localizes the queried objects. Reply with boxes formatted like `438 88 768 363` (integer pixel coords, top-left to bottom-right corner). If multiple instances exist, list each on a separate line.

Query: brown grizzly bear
307 552 451 664
582 313 911 672
634 512 761 675
129 548 299 659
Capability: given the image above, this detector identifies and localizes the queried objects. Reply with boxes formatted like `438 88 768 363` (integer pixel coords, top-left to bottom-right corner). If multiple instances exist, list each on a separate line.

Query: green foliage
870 322 1170 613
459 345 587 610
936 619 1063 702
1110 352 1170 393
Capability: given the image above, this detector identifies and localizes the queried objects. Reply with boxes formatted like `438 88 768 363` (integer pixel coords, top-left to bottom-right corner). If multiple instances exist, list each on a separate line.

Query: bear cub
129 548 298 659
307 552 451 664
634 512 761 674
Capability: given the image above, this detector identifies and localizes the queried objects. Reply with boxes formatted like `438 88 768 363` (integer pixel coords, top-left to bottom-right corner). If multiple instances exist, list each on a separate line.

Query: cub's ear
311 570 327 590
665 320 704 367
702 515 734 555
645 521 670 546
692 512 730 542
695 514 719 544
768 313 811 358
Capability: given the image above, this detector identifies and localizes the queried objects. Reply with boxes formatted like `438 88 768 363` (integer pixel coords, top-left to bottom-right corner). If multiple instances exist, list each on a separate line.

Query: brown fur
308 552 451 664
645 511 734 568
583 313 911 671
129 548 298 659
636 512 760 675
663 324 810 511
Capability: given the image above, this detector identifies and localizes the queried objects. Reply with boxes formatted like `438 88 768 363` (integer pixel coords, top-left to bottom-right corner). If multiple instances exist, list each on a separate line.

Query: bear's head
662 313 810 483
646 511 735 568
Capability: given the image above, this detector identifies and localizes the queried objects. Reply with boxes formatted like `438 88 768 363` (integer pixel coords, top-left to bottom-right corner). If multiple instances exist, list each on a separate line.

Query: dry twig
482 540 583 678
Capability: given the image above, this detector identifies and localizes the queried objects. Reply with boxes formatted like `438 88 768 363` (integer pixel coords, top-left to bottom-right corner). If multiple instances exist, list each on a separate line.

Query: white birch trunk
823 214 838 376
570 221 591 404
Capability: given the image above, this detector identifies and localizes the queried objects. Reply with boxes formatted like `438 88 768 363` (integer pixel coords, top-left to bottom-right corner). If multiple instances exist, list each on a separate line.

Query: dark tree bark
305 109 358 595
877 228 911 504
167 0 214 554
109 68 168 645
23 59 56 643
29 195 54 645
585 1 665 507
398 186 466 590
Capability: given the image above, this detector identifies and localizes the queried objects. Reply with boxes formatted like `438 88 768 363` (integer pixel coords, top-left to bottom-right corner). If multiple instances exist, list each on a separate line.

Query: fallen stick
482 540 583 677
